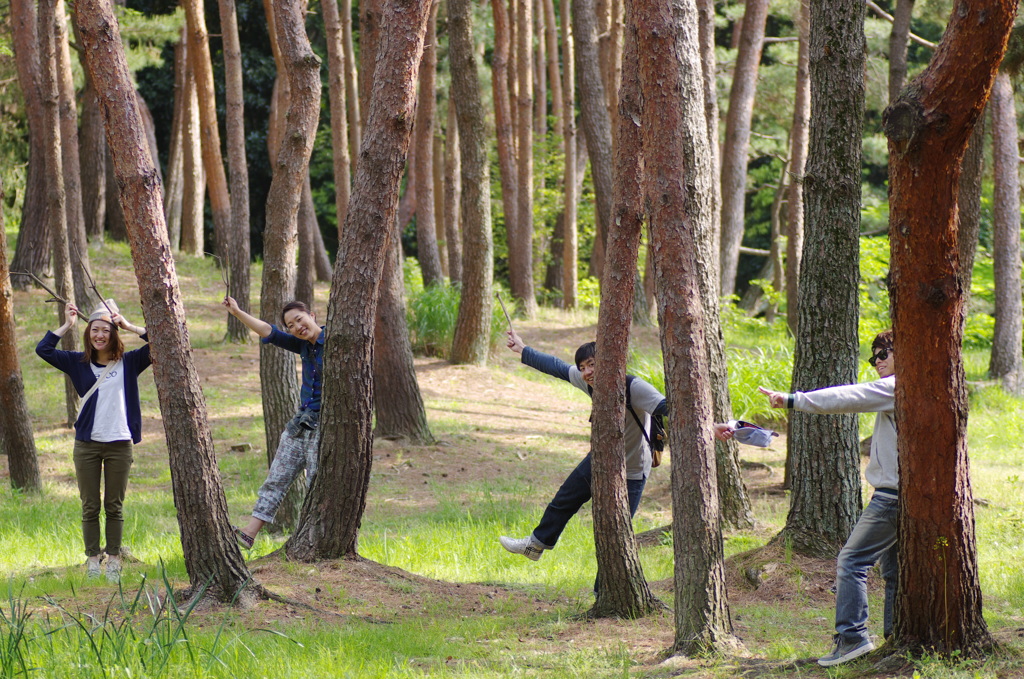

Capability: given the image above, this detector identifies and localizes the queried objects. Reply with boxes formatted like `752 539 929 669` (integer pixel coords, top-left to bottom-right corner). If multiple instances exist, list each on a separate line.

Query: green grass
2 246 1023 677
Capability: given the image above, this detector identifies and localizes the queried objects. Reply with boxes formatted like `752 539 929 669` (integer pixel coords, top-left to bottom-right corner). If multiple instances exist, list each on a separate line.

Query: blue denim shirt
261 325 325 411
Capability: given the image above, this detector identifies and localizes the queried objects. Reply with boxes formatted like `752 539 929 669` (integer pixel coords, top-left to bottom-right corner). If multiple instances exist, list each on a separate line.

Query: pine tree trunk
218 0 253 343
181 0 232 262
40 0 80 428
634 0 735 652
887 0 915 102
374 236 433 442
415 0 444 287
0 177 42 492
988 70 1022 393
785 0 809 336
286 0 431 560
491 0 518 273
75 0 253 602
443 101 463 284
322 0 353 241
180 44 205 256
342 0 361 162
54 0 93 310
512 0 537 314
573 0 614 282
449 0 495 366
884 0 1013 654
718 0 768 297
560 0 578 307
296 176 317 305
542 0 564 141
588 16 661 619
777 0 865 557
10 0 53 285
163 31 186 250
80 73 108 243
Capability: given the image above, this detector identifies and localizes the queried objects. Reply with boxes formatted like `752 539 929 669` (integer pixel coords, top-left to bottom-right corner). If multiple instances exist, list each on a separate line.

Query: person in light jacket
759 329 896 667
37 301 150 582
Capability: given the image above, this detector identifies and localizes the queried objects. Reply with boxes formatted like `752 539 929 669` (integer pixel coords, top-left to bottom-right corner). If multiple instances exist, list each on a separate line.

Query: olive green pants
72 439 133 557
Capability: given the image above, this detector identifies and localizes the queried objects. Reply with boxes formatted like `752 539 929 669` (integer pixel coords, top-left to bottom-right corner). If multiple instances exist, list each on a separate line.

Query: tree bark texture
695 0 719 273
887 0 915 102
542 0 564 141
956 120 984 294
181 0 232 262
74 0 253 602
415 0 444 287
285 0 431 560
163 31 186 249
322 0 353 241
512 0 537 314
342 0 361 166
573 0 614 282
0 177 42 492
180 48 206 256
10 0 53 285
717 0 768 297
988 71 1022 393
39 0 80 428
534 3 547 136
54 0 93 310
449 0 495 366
443 101 463 284
883 0 1014 653
635 0 735 654
588 19 660 620
373 236 433 442
785 0 809 336
778 0 865 557
490 0 518 275
560 0 579 308
80 72 108 242
218 0 253 343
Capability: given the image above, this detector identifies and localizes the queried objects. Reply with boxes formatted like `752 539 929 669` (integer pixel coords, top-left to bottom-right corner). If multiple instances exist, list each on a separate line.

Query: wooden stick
8 272 68 305
495 292 515 333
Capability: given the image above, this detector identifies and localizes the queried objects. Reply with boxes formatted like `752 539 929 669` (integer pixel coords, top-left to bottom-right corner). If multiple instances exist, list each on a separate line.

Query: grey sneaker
105 557 122 584
499 535 546 561
818 636 874 667
86 557 102 578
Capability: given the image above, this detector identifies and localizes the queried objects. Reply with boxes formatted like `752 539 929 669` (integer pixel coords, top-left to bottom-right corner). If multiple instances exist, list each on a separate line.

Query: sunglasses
868 348 890 367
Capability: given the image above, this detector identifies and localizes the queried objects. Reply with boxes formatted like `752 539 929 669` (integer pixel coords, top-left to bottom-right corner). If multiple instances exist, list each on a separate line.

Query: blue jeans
532 454 647 548
835 491 899 644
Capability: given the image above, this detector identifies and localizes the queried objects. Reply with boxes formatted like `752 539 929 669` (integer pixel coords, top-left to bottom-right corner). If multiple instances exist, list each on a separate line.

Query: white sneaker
105 557 122 583
86 556 102 578
499 535 546 561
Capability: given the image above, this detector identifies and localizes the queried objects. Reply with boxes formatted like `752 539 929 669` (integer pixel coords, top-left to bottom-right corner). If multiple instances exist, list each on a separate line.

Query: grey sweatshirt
521 346 664 479
791 375 897 491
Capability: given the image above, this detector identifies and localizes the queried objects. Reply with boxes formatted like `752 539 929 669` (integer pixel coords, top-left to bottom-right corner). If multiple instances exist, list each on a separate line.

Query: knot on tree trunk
882 98 924 151
918 275 960 309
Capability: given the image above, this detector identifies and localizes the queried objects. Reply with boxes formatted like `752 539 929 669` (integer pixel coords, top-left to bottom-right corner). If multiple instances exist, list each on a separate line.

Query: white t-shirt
88 360 132 443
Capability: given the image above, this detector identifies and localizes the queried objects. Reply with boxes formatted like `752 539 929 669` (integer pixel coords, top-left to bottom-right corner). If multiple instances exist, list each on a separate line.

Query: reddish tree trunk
322 0 353 239
285 0 431 560
443 101 463 284
635 0 735 653
718 0 768 297
512 0 537 314
883 0 1014 654
490 0 519 274
449 0 495 365
0 177 41 492
75 0 253 602
589 14 660 619
560 0 579 307
414 0 444 286
785 0 809 336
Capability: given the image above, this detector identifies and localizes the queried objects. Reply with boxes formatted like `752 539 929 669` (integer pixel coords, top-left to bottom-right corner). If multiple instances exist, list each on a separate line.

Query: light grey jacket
791 375 897 491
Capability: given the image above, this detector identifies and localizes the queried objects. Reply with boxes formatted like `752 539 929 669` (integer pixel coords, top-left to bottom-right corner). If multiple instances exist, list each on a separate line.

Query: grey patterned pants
251 425 320 524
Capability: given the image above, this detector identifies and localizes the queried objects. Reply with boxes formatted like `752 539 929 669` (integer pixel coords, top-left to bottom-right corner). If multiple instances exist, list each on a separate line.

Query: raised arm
222 296 272 338
111 311 146 338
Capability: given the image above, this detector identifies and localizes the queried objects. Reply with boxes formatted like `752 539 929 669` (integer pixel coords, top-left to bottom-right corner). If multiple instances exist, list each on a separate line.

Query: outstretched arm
222 296 272 338
111 312 146 337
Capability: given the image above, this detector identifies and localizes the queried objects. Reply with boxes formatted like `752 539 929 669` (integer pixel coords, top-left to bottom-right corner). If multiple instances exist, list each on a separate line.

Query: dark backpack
589 376 666 467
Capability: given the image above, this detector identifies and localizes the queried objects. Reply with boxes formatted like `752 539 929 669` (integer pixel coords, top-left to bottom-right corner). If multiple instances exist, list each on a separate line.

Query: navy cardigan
36 331 152 444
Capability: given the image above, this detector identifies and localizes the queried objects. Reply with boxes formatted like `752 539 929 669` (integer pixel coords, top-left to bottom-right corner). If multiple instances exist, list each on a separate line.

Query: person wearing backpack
499 329 732 561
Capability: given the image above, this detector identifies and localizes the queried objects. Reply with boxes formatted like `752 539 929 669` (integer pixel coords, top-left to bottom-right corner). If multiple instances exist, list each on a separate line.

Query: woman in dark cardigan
36 300 150 582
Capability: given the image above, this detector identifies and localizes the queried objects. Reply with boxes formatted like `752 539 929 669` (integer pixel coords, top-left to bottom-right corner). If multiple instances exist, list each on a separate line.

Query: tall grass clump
404 258 508 359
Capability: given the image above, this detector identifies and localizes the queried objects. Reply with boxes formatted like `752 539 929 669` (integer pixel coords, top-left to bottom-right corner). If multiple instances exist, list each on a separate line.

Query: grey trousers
73 439 133 557
251 425 320 524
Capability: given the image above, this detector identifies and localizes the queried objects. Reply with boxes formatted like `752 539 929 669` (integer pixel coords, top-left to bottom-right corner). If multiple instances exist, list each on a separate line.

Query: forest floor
5 248 1024 678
